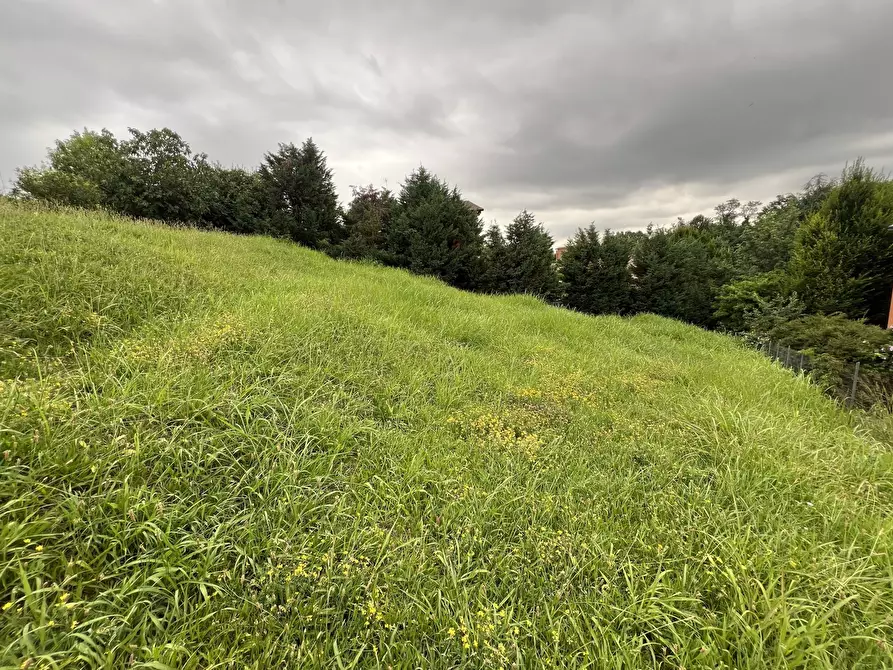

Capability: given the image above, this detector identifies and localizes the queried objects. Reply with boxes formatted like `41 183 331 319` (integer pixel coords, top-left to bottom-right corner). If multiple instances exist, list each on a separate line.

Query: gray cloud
2 0 892 242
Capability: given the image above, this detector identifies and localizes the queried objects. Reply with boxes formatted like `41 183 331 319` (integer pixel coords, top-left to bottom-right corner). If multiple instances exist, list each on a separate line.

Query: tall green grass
1 201 892 668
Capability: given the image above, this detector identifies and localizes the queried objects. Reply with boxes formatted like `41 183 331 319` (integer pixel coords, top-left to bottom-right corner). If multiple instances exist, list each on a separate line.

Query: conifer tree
791 160 893 325
502 210 559 300
385 167 484 290
259 138 342 248
560 226 633 314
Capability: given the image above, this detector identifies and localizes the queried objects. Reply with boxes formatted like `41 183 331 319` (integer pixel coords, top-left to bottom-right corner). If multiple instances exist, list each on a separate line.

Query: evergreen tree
737 176 837 277
632 226 734 326
482 224 509 293
791 160 893 326
259 138 343 248
712 270 790 332
560 226 633 314
385 167 484 290
739 196 802 274
501 210 559 299
341 185 395 260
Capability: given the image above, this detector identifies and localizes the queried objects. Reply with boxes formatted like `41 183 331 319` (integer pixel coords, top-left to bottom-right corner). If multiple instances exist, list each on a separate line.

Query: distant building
554 246 567 261
463 200 484 216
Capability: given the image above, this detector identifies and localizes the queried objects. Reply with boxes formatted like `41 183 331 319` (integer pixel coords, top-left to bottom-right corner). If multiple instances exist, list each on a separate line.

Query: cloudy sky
3 0 893 243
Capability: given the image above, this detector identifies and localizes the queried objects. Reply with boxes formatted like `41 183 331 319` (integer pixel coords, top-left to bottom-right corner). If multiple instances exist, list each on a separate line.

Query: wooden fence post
848 361 861 408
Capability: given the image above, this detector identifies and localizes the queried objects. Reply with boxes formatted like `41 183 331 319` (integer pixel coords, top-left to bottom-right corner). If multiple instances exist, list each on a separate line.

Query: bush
758 313 893 404
713 271 789 332
760 313 893 366
746 307 893 405
743 293 806 338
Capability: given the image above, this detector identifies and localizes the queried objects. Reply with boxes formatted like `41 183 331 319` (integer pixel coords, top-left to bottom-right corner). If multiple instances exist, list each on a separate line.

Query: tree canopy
13 126 893 344
791 161 893 325
384 167 485 290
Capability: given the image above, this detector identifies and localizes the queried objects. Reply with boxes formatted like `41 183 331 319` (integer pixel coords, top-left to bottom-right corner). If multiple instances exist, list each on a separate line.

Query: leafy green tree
798 173 838 216
737 176 837 277
340 185 395 260
198 166 270 235
560 226 633 314
14 129 125 208
385 167 484 290
112 127 209 223
739 197 802 274
711 198 761 228
14 168 103 209
259 138 343 248
499 211 559 299
713 270 790 332
791 160 893 325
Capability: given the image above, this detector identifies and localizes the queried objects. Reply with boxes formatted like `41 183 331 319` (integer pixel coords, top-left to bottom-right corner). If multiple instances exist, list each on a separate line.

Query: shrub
761 313 893 367
713 271 789 332
743 293 806 339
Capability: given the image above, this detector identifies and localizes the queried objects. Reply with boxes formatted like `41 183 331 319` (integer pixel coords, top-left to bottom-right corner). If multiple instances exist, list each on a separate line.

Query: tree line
12 127 893 349
11 127 557 294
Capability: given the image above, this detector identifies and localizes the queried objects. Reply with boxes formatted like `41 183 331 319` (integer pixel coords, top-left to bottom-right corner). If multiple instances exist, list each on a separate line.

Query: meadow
1 200 891 668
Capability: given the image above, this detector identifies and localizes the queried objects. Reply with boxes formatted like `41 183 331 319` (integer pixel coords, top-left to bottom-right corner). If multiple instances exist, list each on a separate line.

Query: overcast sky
3 0 893 243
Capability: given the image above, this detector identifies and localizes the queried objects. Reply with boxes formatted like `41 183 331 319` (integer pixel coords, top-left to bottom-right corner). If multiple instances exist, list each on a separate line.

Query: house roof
463 200 484 214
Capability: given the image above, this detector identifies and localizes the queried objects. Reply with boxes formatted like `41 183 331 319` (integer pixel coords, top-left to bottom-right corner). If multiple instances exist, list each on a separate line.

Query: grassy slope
1 201 891 669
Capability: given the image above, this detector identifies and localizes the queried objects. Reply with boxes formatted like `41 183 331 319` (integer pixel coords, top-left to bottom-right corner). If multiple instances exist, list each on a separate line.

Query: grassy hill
1 200 892 669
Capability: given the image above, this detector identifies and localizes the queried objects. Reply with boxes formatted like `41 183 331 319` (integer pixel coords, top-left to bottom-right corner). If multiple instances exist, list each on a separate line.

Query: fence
757 340 893 410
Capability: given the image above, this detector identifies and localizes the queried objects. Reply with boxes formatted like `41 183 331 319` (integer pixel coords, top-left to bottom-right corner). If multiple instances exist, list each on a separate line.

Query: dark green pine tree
791 160 893 326
259 138 343 249
341 185 396 260
482 224 510 293
385 167 484 290
502 210 559 300
560 226 633 314
632 226 733 327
